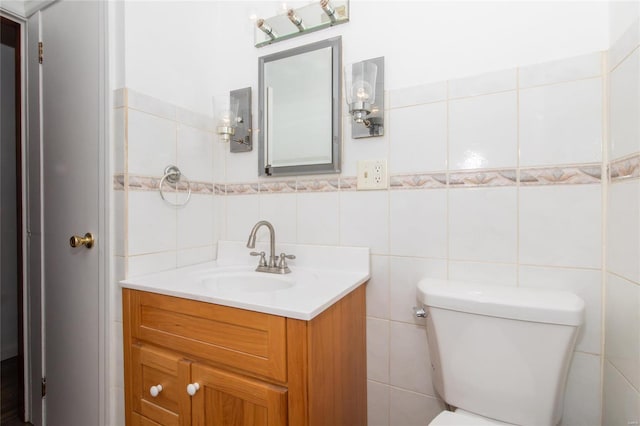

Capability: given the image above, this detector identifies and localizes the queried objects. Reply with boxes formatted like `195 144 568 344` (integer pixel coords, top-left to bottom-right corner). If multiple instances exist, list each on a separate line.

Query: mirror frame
258 36 342 177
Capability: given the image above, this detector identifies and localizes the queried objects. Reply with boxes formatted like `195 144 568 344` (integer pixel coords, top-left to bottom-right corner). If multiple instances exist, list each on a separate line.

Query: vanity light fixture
287 9 305 31
320 0 337 23
344 57 385 138
254 0 349 47
257 19 277 40
214 87 253 153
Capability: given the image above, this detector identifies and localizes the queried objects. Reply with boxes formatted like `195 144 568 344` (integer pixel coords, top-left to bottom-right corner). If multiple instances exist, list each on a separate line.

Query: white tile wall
342 116 390 177
225 194 260 242
389 322 434 396
367 318 390 383
603 361 640 426
519 78 603 167
389 189 447 258
519 266 602 354
519 185 602 268
128 191 177 255
127 109 177 176
389 257 447 325
176 124 214 182
389 102 447 174
605 273 640 391
448 91 518 170
389 387 443 426
112 43 637 426
449 187 518 263
296 192 339 246
610 47 640 161
603 17 640 426
366 255 390 319
367 380 390 426
339 191 389 255
177 194 214 249
561 352 602 426
448 261 517 287
258 193 297 244
607 179 640 283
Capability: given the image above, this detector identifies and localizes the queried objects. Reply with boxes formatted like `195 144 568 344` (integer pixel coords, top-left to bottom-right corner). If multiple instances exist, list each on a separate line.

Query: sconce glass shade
344 61 377 123
214 95 240 142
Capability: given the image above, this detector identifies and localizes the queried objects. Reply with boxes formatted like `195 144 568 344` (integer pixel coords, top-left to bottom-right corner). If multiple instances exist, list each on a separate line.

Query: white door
38 1 105 424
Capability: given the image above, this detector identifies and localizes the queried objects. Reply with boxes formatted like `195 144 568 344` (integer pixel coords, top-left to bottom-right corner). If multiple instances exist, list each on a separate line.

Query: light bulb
354 83 372 102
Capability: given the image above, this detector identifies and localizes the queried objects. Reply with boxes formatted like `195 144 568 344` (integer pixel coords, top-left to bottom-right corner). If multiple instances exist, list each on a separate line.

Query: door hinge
38 42 43 64
41 377 46 398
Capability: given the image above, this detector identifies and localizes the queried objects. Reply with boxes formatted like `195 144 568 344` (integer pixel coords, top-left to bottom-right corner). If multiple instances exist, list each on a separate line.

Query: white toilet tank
417 278 585 426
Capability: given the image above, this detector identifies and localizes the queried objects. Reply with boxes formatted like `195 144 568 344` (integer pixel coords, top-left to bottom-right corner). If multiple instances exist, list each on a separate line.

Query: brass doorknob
69 233 95 249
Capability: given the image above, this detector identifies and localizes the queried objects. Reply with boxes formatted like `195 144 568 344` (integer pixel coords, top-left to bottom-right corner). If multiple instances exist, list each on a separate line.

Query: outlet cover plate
357 159 388 190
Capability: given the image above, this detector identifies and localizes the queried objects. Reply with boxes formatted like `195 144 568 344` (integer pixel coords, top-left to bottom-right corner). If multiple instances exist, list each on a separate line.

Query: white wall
121 1 609 116
610 0 640 43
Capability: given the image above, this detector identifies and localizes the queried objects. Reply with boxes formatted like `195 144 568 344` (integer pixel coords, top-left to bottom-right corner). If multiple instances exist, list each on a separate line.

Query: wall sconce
344 57 384 138
214 87 252 153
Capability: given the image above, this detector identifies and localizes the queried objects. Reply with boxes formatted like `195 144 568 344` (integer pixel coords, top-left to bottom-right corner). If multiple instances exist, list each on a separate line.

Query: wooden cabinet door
131 344 192 426
190 363 288 426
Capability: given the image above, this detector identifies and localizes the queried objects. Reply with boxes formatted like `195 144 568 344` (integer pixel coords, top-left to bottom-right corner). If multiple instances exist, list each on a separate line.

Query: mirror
258 36 341 176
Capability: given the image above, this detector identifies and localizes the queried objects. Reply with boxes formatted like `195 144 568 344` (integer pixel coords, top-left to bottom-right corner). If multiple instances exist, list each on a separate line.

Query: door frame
0 9 28 422
16 1 112 424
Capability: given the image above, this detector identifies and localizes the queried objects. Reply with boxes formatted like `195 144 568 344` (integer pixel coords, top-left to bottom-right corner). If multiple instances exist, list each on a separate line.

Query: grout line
599 51 610 426
445 80 451 280
516 66 521 287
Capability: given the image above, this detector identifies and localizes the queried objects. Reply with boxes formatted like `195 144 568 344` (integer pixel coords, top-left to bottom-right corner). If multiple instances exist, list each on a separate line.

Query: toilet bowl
416 278 585 426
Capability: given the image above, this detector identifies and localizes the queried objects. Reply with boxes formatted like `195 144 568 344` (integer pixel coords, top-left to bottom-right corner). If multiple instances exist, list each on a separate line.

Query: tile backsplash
110 26 640 424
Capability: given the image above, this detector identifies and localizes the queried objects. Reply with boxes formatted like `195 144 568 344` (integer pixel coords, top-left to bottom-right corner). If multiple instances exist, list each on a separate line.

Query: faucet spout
246 220 276 267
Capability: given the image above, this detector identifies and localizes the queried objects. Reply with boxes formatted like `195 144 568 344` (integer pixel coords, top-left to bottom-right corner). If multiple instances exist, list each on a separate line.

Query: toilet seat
429 410 514 426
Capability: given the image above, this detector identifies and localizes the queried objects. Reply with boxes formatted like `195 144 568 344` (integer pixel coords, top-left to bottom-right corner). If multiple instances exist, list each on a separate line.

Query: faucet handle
250 251 267 267
278 253 296 271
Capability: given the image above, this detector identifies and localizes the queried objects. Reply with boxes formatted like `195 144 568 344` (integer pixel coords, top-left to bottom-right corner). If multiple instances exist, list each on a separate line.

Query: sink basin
201 272 295 293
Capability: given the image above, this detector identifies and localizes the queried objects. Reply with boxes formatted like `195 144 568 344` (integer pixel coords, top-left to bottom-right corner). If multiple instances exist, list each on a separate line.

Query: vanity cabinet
123 285 366 426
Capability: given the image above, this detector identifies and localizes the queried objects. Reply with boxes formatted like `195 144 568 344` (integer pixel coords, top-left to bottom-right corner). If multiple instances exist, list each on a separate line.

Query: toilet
416 278 585 426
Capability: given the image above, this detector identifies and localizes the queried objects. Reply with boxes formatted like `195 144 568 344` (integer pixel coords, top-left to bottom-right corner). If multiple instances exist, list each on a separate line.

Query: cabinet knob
186 382 200 396
149 384 163 397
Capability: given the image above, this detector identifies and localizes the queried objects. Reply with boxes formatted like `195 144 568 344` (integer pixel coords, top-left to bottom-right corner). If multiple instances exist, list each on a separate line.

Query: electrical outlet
357 159 388 190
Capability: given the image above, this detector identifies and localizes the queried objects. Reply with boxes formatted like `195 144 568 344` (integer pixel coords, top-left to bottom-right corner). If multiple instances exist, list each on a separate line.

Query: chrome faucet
246 220 295 274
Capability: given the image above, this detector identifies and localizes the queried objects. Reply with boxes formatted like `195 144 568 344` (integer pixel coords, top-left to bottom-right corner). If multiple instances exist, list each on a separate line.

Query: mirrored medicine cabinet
258 36 342 177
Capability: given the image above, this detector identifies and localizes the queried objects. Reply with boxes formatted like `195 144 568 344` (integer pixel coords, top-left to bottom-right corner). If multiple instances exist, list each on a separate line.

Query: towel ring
159 165 191 207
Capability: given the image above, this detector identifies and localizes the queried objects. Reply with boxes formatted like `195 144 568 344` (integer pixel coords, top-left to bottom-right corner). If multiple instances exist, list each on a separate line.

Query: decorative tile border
113 174 125 190
339 177 358 191
225 183 259 195
115 161 624 196
449 170 516 188
259 181 296 193
610 154 640 182
214 184 227 195
113 174 214 195
390 173 447 189
520 164 601 186
297 179 339 192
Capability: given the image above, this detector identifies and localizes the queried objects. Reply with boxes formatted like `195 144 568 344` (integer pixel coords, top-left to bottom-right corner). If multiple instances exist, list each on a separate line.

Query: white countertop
120 241 370 320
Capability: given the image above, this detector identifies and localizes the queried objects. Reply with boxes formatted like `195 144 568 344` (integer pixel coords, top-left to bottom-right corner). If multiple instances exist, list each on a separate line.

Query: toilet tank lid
417 278 585 326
